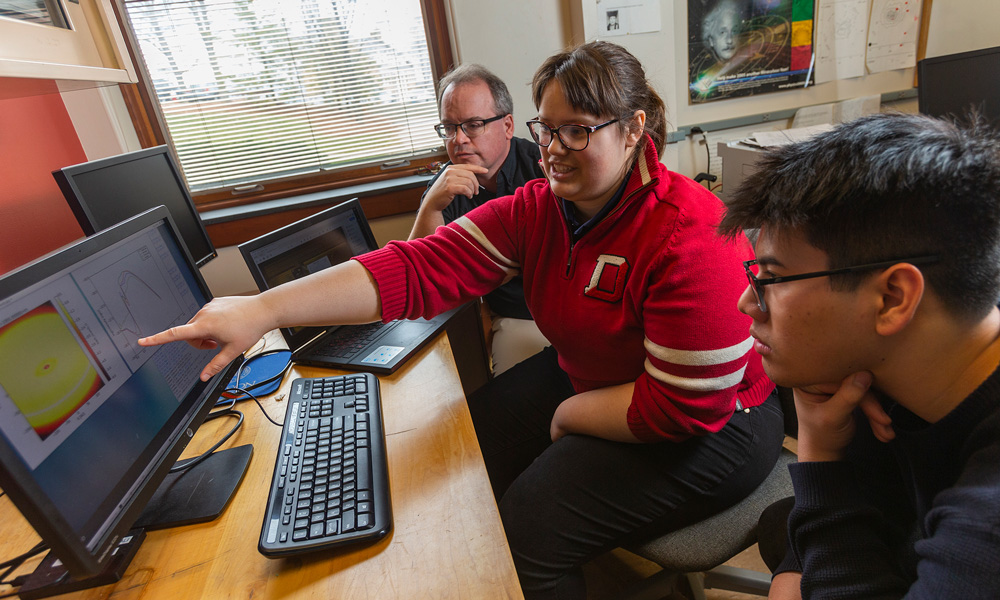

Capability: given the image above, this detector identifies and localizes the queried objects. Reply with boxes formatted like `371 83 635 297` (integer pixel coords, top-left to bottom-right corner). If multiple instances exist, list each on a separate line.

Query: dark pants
467 347 786 600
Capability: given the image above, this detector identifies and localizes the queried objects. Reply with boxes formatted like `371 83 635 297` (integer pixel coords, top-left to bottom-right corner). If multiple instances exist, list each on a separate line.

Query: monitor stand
17 444 253 600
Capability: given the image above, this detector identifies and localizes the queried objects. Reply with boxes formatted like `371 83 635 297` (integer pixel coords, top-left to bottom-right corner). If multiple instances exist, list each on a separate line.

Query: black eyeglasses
525 118 619 151
743 255 941 313
434 114 506 140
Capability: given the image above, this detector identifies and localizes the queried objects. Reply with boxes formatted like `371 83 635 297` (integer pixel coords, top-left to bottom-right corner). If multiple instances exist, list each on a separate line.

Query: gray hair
437 64 514 116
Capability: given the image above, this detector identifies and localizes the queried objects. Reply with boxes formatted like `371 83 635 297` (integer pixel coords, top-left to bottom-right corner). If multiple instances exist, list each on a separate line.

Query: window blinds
122 0 441 191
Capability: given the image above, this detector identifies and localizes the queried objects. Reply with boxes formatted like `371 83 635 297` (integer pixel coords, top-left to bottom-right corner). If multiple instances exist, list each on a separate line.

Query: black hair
719 111 1000 321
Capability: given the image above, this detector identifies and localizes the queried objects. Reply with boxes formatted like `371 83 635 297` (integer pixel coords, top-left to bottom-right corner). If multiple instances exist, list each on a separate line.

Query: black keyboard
258 373 391 556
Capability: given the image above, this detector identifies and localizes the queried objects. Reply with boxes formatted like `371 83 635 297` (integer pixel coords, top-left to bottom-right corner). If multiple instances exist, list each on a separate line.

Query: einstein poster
688 0 814 104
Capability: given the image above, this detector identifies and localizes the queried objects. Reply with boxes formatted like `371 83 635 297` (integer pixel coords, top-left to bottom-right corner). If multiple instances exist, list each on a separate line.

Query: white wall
924 0 1000 58
446 0 576 139
60 84 140 161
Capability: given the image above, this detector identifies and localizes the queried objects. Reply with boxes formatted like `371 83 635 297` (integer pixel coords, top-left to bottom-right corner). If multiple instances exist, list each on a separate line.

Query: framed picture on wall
688 0 815 104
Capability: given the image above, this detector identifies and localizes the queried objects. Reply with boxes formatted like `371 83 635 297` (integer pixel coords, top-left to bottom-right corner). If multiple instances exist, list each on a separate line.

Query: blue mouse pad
220 350 292 402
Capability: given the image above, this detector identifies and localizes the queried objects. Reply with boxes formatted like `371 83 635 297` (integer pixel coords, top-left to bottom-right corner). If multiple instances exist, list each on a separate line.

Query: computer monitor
0 207 241 588
918 45 1000 126
52 146 217 267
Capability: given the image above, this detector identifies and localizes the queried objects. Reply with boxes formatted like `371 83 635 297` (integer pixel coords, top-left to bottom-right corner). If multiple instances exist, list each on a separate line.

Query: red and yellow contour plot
0 303 103 439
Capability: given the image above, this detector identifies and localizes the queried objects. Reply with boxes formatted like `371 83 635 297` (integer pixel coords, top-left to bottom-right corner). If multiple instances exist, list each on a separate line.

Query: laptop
239 199 453 374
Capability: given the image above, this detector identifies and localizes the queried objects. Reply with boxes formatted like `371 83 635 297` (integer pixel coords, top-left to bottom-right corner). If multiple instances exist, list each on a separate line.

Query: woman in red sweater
141 41 783 599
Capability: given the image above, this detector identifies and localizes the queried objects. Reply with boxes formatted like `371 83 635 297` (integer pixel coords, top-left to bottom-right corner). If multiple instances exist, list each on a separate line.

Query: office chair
620 388 798 600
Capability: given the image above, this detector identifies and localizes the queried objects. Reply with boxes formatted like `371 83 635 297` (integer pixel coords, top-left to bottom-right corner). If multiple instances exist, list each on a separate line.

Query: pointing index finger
137 323 201 347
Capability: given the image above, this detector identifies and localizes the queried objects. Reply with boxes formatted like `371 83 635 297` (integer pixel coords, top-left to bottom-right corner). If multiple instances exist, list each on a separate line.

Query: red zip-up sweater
356 139 772 441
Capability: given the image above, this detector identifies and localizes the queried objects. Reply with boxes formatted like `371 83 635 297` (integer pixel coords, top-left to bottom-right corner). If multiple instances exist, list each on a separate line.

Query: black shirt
560 168 631 241
422 136 543 319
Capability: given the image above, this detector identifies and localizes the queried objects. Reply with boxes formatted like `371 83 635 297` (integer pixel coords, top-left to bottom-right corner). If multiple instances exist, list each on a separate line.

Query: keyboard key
326 520 340 536
357 451 371 491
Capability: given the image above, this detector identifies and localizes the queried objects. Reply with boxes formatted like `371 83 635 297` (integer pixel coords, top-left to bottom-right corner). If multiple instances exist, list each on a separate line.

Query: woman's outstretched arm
138 260 381 381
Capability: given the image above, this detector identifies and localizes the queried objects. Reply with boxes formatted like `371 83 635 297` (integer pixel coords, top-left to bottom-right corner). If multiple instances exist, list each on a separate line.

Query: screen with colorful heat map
0 220 216 534
0 303 105 440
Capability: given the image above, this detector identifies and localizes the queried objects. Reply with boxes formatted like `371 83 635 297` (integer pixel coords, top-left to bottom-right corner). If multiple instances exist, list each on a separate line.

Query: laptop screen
239 199 378 348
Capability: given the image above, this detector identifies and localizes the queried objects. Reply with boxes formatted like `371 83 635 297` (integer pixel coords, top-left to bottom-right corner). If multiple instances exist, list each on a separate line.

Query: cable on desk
169 409 244 473
0 540 47 594
171 347 291 473
245 335 268 357
220 386 284 427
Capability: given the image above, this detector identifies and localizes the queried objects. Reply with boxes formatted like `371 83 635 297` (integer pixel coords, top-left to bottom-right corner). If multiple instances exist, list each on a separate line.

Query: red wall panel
0 82 87 276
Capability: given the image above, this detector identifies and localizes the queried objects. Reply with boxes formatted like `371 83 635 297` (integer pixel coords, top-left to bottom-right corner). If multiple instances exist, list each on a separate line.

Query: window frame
111 0 452 216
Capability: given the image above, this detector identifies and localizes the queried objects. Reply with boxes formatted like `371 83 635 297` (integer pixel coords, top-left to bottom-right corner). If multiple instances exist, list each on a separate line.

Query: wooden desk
0 332 523 599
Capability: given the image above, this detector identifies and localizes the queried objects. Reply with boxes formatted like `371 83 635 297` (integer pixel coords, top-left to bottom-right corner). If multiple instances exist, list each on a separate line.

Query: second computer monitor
52 146 217 267
918 45 1000 126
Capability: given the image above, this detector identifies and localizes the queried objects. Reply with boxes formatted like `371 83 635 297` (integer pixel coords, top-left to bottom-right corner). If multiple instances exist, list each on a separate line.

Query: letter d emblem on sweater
584 254 629 302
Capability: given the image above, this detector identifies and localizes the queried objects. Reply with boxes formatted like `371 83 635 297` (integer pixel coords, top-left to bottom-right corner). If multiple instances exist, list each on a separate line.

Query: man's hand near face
409 163 489 239
794 371 895 462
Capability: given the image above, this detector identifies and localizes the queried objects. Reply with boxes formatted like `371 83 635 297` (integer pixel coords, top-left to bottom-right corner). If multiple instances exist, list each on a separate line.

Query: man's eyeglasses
743 255 941 313
434 114 506 140
525 119 619 151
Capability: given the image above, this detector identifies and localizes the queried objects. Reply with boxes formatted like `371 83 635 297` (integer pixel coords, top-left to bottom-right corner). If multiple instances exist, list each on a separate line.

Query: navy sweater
779 365 1000 598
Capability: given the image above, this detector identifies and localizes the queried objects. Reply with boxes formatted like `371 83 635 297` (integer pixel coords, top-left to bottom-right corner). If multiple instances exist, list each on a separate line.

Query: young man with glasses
719 112 1000 599
410 64 547 374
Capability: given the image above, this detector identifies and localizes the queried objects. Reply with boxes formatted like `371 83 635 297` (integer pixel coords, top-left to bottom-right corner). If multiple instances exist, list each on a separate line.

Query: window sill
200 173 431 248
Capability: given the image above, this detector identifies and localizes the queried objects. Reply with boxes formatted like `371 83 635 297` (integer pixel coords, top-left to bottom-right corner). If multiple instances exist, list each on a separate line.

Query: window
118 0 449 205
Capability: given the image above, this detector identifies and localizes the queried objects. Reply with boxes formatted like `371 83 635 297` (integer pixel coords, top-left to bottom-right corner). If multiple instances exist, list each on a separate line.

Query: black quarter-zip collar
560 167 634 242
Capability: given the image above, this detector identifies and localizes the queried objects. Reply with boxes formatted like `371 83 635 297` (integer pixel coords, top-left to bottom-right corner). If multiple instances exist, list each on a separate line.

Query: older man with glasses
410 64 548 374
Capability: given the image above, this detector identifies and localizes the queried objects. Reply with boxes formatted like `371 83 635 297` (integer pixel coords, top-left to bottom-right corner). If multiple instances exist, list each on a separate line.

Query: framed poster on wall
688 0 814 104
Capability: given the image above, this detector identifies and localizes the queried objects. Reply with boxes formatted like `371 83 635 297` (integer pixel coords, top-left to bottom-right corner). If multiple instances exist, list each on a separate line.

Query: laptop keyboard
312 322 386 359
258 372 391 556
